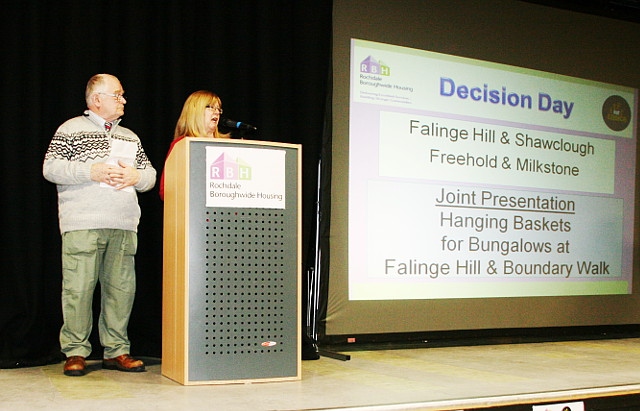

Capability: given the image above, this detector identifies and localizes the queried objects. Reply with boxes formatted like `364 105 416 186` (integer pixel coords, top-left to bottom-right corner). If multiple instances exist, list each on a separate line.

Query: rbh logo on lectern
205 145 286 209
210 152 252 180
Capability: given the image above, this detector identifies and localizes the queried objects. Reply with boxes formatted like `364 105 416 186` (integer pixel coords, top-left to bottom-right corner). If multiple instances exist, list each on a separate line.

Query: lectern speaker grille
202 209 287 356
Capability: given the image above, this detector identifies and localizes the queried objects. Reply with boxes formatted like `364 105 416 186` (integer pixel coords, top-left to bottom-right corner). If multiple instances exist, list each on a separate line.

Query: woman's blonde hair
173 90 228 139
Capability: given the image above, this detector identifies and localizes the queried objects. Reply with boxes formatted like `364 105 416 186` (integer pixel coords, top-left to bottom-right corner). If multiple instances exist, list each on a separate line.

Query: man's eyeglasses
206 105 223 114
98 92 126 103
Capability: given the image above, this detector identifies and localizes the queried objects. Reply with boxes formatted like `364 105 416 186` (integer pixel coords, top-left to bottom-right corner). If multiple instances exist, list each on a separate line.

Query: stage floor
3 337 640 410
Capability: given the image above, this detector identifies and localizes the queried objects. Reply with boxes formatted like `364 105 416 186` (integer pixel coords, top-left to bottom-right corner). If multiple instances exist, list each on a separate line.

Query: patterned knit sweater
43 112 156 234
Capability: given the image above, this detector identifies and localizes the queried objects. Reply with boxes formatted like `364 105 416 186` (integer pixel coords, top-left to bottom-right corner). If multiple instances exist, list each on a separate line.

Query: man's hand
90 161 140 190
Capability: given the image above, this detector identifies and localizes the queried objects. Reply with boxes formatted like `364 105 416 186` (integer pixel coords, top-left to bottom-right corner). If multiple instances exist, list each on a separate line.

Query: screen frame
321 0 640 344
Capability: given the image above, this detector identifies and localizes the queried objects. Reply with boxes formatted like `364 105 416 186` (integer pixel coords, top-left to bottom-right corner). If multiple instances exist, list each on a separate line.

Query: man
43 74 156 376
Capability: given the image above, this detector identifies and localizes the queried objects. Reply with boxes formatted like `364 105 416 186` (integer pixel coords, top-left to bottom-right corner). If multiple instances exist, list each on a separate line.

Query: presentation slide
348 39 637 301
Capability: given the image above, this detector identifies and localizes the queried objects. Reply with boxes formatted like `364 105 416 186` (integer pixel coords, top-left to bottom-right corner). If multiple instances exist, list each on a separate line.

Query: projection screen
325 0 640 342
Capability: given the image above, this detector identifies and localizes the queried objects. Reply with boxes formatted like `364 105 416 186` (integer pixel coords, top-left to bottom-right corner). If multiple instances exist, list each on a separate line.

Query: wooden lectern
162 137 301 385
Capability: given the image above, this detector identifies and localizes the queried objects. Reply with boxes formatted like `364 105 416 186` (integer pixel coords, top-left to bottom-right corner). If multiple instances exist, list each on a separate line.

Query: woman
159 90 229 200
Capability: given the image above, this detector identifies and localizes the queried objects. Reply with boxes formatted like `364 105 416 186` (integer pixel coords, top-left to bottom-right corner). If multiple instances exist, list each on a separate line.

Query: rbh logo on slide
210 152 252 180
360 55 391 76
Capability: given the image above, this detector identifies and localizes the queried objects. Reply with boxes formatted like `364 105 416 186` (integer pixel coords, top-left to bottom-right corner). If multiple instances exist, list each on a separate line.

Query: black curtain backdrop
0 1 332 367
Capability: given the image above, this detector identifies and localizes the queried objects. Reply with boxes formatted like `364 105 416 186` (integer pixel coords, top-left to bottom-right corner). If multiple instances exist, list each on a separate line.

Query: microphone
222 118 257 132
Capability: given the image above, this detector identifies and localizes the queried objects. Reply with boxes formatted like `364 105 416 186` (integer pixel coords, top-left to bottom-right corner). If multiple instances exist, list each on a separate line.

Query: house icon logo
210 152 252 180
360 55 391 76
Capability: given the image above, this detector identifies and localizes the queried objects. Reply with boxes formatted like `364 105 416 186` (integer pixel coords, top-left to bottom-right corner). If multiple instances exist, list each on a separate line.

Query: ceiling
522 0 640 23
